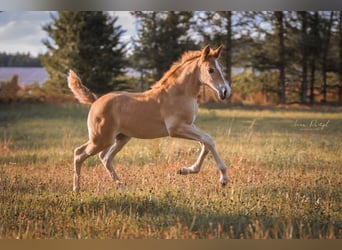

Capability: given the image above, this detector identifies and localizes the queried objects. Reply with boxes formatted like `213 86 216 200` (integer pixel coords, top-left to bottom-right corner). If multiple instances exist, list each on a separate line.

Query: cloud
0 11 52 56
0 20 42 41
0 11 136 57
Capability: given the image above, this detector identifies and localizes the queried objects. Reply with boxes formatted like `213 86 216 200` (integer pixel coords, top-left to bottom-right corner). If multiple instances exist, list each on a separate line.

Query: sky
0 11 137 57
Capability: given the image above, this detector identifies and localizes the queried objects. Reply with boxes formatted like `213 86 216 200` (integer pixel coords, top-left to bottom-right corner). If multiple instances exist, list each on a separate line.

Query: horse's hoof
115 180 124 186
73 186 80 193
115 181 126 191
178 168 189 175
220 178 228 187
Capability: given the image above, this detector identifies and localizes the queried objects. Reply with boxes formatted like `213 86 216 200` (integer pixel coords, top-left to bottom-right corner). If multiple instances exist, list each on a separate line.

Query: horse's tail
67 70 97 105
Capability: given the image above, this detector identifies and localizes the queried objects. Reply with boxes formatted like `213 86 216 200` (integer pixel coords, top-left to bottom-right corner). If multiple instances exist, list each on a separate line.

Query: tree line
2 11 342 105
0 52 41 67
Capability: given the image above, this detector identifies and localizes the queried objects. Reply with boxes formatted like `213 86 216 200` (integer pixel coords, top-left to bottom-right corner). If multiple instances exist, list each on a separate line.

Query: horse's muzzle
218 84 231 100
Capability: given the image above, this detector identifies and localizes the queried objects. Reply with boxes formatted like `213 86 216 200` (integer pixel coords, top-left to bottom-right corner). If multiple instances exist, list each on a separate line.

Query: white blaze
215 60 231 97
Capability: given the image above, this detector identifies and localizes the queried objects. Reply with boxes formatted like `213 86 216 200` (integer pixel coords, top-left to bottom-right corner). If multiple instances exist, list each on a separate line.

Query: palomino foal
68 45 231 192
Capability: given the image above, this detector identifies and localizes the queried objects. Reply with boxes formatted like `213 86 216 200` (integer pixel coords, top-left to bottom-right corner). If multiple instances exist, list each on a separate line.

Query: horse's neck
172 65 201 98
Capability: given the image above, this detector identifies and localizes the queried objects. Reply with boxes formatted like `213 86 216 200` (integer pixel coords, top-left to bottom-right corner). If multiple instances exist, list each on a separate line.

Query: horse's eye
208 68 214 74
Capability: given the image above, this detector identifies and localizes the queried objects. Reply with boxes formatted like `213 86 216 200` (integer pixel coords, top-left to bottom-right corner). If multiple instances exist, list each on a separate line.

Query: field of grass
0 103 341 239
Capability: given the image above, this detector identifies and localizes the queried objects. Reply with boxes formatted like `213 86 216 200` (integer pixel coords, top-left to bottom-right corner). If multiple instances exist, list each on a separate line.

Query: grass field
0 103 341 239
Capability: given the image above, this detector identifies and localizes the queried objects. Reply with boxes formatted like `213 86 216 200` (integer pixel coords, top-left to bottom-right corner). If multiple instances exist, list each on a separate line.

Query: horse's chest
191 102 198 123
182 101 198 124
162 96 198 125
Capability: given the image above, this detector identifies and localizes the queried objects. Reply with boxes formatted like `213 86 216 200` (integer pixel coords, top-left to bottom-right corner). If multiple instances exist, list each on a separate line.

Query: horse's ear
213 45 224 58
201 45 211 61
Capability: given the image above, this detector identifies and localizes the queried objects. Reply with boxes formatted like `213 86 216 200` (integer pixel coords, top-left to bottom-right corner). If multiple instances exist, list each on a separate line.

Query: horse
67 45 231 192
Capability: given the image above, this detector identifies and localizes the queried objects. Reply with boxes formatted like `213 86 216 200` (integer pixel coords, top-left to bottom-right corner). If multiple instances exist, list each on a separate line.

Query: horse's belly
117 103 168 139
120 118 168 139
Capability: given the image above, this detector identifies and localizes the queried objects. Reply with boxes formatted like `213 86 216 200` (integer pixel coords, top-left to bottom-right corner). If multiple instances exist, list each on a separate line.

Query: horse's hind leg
73 141 102 192
99 134 131 186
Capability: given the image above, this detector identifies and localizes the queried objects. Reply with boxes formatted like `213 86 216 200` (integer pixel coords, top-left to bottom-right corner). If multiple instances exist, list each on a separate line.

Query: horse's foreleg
178 142 208 174
167 123 228 186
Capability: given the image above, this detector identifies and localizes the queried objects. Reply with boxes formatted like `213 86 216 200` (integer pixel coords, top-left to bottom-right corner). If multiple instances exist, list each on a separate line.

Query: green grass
0 103 341 239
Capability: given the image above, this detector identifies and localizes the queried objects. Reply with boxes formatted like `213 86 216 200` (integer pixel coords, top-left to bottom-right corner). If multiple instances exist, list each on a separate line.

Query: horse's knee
74 151 88 167
74 143 88 157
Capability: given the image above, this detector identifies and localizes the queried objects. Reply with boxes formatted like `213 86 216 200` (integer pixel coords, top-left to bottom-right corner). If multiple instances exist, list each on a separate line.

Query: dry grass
0 103 341 239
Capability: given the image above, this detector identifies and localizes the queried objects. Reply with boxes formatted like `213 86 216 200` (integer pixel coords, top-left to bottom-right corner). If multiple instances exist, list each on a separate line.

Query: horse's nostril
219 88 227 100
221 88 227 99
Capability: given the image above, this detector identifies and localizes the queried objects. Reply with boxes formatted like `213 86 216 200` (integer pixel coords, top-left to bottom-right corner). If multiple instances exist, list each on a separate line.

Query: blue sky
0 11 136 57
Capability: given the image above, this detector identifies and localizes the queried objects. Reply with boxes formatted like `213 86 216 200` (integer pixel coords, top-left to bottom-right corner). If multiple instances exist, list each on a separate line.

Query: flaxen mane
152 50 201 89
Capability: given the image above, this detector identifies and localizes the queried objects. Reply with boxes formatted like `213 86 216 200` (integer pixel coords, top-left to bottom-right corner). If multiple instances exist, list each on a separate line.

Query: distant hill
0 67 48 86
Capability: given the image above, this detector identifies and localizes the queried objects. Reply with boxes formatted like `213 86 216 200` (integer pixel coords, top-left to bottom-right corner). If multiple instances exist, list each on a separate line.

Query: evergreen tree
287 11 337 104
195 11 233 84
131 11 196 84
41 11 127 94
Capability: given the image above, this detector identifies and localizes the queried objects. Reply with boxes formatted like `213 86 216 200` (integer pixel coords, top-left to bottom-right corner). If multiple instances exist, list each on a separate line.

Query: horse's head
199 45 231 100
